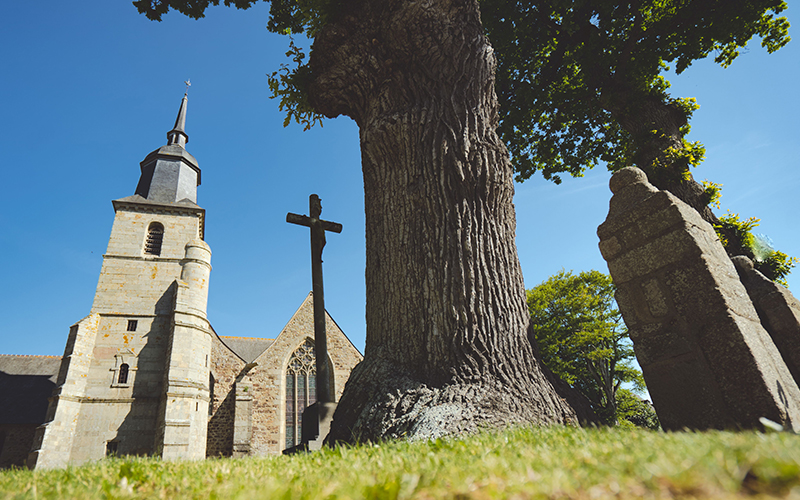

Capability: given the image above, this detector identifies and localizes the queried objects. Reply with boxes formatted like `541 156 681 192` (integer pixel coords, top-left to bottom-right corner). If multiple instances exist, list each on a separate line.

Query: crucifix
286 194 342 404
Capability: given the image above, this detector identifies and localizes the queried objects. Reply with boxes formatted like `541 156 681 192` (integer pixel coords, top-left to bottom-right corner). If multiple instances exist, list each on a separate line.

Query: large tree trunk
308 0 585 442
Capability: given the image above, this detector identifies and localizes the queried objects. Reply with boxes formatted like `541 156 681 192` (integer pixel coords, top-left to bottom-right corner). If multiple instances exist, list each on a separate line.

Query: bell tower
28 91 213 468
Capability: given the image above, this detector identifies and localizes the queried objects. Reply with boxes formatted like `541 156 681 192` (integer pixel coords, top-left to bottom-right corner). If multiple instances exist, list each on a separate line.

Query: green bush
714 212 798 287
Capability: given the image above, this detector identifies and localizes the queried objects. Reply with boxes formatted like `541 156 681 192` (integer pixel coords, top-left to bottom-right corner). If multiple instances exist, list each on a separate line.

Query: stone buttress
28 93 213 468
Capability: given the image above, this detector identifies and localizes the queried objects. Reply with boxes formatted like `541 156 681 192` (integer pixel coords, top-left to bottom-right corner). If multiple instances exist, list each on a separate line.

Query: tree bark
308 0 586 442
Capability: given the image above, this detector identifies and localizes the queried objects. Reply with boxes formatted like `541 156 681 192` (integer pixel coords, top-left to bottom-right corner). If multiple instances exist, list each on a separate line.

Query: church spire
166 92 188 147
132 85 201 205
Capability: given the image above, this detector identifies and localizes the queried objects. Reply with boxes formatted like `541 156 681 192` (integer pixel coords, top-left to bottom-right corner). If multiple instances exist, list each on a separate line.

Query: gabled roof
0 355 61 425
255 291 362 362
219 337 274 364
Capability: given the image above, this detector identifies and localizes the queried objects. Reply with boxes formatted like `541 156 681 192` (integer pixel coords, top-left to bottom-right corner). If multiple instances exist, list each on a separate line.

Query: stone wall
227 293 363 456
0 425 36 468
207 334 244 457
92 207 202 315
31 202 207 468
597 167 800 431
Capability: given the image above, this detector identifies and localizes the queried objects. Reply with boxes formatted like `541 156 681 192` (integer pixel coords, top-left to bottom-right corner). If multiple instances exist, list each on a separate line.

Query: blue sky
1 1 798 357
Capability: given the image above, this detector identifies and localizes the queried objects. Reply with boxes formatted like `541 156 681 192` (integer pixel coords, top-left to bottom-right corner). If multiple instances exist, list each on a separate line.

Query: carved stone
597 167 800 431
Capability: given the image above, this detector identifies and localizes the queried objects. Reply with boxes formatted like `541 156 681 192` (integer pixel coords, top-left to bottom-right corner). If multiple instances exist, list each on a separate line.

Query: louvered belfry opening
144 222 164 256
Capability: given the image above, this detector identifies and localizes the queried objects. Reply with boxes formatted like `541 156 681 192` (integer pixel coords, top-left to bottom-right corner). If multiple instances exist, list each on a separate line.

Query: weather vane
184 79 191 95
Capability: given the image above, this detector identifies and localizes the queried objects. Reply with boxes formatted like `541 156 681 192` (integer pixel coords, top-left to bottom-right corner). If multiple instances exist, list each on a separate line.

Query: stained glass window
285 338 316 449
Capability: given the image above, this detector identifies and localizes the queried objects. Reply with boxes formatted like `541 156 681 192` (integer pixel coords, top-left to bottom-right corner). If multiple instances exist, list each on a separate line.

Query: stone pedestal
302 402 337 451
282 401 338 454
597 167 800 431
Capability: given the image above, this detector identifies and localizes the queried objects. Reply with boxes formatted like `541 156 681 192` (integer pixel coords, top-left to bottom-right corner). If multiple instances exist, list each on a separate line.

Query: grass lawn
1 426 798 499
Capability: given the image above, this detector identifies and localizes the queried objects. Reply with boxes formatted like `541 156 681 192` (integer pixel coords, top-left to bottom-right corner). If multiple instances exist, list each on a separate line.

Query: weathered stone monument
286 194 342 450
597 167 800 431
733 256 800 386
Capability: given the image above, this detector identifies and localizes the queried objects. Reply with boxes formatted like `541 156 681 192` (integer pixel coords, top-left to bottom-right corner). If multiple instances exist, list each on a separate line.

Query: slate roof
113 194 201 209
219 337 274 363
0 355 61 425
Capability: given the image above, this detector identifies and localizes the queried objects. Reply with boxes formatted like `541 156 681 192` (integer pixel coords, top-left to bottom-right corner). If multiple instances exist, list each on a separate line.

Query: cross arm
286 213 343 234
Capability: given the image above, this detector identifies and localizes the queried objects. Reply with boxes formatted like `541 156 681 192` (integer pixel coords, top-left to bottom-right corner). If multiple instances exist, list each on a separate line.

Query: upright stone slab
597 167 800 431
733 256 800 386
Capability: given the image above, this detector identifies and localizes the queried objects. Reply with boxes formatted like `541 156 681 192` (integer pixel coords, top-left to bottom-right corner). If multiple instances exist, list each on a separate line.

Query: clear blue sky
1 1 798 357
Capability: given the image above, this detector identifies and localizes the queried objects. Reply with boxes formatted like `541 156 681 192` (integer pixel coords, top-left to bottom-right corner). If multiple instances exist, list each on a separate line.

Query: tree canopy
137 0 790 191
527 270 644 424
481 0 790 185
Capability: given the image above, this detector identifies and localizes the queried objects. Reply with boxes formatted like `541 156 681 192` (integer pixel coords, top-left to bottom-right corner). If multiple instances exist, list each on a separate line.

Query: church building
0 93 361 469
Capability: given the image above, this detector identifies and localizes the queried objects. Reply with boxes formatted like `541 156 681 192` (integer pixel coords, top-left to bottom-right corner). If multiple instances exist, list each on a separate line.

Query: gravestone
597 167 800 431
732 256 800 386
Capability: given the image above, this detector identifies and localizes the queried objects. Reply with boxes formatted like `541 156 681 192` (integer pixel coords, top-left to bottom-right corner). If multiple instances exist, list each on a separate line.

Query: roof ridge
0 354 60 359
220 336 274 341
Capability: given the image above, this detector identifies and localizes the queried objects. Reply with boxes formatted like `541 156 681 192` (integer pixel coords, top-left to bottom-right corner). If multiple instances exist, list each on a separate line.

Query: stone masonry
207 293 362 457
2 94 363 469
27 94 213 469
597 167 800 431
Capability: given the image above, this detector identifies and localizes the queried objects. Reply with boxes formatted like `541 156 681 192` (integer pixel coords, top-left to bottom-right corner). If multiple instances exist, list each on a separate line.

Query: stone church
0 94 362 469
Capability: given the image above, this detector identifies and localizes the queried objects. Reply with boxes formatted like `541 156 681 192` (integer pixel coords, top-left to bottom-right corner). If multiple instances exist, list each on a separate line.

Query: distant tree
615 388 660 430
135 0 586 442
527 270 643 424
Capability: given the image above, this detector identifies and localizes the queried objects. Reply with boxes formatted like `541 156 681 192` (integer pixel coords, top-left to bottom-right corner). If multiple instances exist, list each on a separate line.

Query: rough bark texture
308 0 583 442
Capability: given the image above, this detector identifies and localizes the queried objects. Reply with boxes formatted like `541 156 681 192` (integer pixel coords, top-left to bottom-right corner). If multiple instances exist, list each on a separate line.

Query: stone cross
286 194 342 404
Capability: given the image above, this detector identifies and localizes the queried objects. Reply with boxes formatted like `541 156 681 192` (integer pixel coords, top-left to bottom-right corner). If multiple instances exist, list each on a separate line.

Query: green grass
2 426 799 499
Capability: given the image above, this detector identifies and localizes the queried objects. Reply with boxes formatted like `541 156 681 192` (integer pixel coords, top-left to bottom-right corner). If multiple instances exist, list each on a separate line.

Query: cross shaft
286 194 342 404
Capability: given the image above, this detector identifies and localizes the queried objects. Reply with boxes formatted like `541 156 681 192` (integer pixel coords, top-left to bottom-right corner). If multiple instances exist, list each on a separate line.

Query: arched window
118 363 129 385
285 339 316 449
144 222 164 256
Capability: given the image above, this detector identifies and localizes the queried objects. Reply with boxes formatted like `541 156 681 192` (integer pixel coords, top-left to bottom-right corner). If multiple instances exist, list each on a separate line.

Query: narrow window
144 222 164 256
209 374 215 416
127 320 138 332
118 363 129 385
106 441 118 457
0 430 6 456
